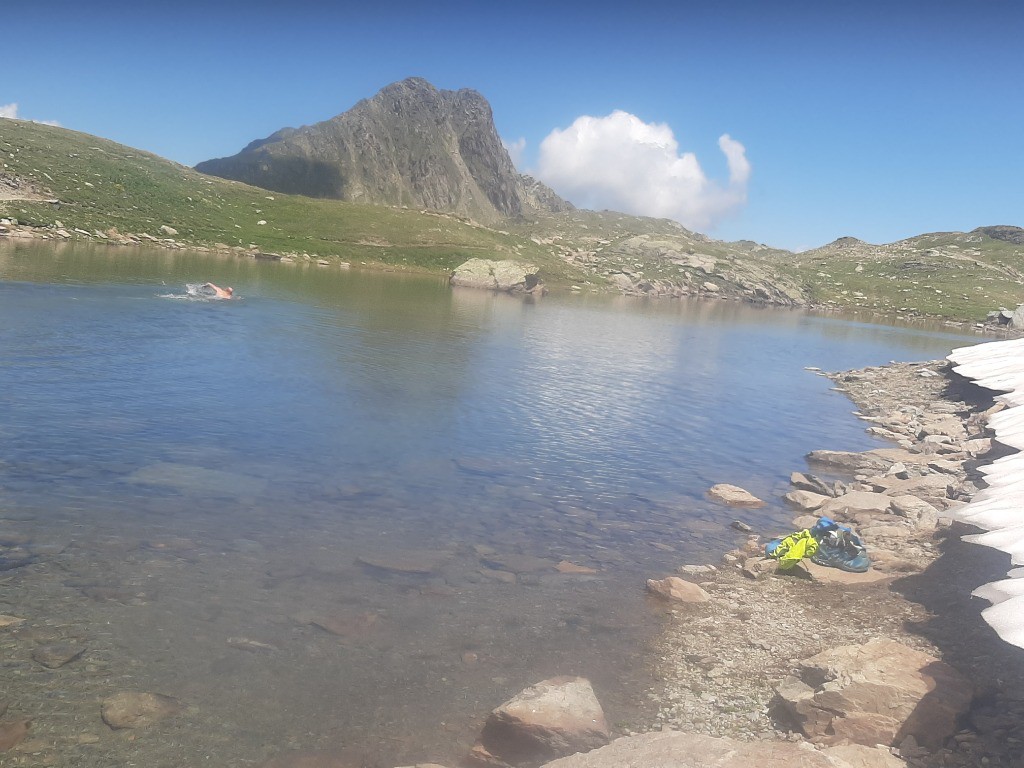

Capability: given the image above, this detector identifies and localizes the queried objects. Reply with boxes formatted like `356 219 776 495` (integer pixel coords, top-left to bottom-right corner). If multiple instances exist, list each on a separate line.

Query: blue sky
5 0 1022 251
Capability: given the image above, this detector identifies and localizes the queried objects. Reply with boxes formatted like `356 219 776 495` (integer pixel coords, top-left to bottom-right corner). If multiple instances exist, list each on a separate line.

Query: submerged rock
357 550 452 574
32 643 86 669
0 718 31 752
101 691 183 729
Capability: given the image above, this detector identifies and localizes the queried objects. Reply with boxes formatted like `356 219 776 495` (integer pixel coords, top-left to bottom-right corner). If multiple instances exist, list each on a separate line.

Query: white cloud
0 102 59 126
502 136 526 168
536 110 750 232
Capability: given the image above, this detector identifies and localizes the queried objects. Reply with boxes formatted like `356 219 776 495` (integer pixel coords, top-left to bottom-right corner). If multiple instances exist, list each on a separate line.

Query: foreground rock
450 258 542 293
101 691 183 729
537 730 903 767
472 676 610 767
774 639 973 748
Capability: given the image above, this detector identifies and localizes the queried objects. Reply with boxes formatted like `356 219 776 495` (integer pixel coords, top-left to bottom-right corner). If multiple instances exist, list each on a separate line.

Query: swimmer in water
204 282 234 299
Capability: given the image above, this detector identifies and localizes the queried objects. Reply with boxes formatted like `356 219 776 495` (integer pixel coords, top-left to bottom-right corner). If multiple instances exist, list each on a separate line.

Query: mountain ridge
195 77 572 225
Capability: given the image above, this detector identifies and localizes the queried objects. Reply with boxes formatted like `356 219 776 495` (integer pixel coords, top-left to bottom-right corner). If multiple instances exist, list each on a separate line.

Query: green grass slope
790 231 1024 321
0 119 575 279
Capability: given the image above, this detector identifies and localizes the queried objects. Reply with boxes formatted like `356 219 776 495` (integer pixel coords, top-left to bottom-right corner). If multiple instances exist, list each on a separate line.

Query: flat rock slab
124 462 268 496
707 484 764 507
538 730 842 767
356 550 452 574
776 638 972 748
818 491 892 519
101 691 183 729
803 561 890 585
785 490 829 511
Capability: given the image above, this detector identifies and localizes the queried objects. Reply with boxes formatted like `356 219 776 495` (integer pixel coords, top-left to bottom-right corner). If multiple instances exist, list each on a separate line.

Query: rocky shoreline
386 357 1024 768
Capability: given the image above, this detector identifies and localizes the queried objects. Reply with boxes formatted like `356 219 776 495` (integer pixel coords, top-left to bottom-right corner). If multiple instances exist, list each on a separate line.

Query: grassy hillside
3 118 1023 323
0 119 575 279
790 232 1024 321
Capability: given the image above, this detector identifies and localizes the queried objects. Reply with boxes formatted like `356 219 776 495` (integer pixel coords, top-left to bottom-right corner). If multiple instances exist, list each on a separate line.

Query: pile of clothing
765 517 870 572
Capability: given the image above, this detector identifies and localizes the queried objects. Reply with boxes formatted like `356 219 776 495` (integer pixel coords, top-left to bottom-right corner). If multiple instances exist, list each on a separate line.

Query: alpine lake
0 239 982 767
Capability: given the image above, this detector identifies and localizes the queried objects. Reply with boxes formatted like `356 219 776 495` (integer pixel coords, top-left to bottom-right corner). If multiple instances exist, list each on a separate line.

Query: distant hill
196 78 573 225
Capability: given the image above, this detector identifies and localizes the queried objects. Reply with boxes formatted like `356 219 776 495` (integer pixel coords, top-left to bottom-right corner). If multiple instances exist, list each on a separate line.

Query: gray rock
784 490 829 511
806 451 891 474
790 472 836 497
818 491 893 519
450 258 541 293
888 495 939 529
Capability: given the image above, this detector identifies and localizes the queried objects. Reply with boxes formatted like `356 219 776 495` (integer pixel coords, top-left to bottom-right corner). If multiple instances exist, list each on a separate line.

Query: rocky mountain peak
973 225 1024 245
195 78 572 223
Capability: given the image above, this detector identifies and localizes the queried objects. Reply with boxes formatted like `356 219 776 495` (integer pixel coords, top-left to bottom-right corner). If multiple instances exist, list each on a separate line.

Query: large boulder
537 730 865 767
451 259 541 293
472 676 610 767
774 639 972 748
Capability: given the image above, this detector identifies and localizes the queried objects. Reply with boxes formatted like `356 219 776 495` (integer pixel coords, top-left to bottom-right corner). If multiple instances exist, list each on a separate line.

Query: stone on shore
818 491 892 519
537 731 847 767
784 490 829 511
806 450 891 474
888 495 939 530
802 560 889 584
473 676 610 767
646 576 711 603
450 259 541 293
707 484 764 507
774 638 972 748
790 472 836 497
101 691 183 729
